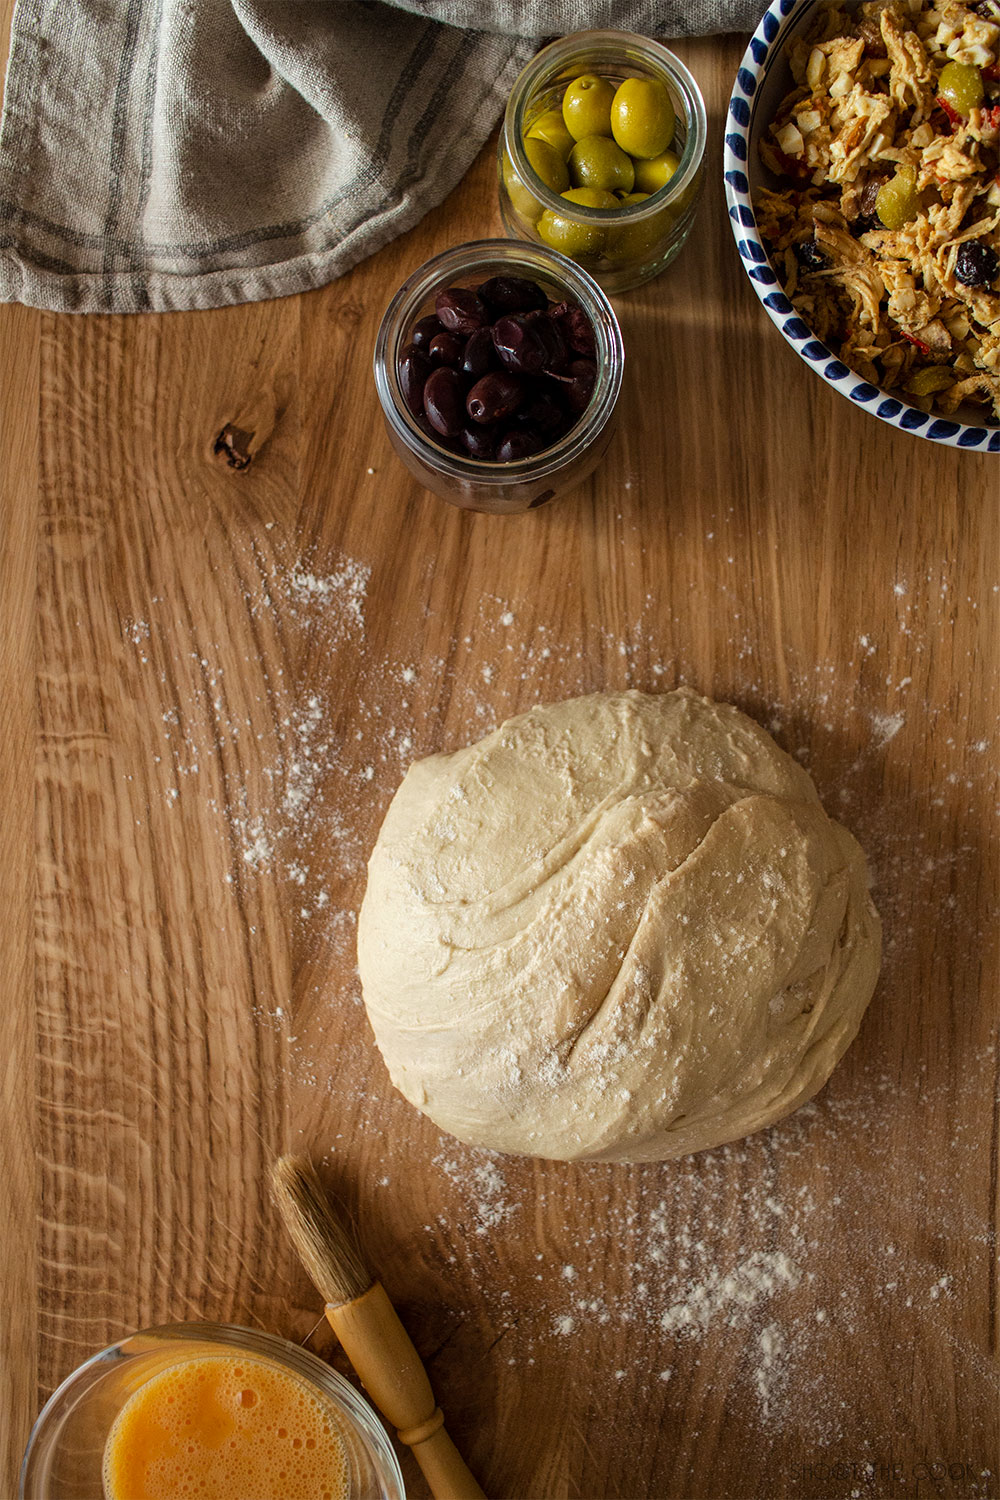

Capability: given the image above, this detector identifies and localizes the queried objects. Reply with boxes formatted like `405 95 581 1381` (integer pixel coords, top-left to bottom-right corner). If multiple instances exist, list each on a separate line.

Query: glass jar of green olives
499 31 707 294
373 240 624 514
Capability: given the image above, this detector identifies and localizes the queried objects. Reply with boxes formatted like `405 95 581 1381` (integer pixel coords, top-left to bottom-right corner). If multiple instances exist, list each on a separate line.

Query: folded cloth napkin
0 0 759 313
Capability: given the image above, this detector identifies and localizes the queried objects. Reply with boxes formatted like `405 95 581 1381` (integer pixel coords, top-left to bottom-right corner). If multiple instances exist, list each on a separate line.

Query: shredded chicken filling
756 0 1000 421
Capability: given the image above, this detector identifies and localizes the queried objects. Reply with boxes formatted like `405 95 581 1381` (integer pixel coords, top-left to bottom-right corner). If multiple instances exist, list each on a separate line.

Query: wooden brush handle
325 1282 486 1500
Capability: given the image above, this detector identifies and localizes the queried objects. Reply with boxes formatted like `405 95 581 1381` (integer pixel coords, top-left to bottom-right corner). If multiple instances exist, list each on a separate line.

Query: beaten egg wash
102 1353 349 1500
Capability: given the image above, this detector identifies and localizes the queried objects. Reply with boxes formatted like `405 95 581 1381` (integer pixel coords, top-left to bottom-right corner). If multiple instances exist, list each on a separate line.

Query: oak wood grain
0 0 39 1485
1 296 40 1497
2 21 998 1500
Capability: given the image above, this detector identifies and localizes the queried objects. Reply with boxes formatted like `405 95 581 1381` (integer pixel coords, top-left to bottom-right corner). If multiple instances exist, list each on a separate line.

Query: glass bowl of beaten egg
20 1322 406 1500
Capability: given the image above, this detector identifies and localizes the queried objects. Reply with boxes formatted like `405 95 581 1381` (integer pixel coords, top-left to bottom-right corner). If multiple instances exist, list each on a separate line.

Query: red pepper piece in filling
935 94 963 130
902 331 931 355
773 146 812 181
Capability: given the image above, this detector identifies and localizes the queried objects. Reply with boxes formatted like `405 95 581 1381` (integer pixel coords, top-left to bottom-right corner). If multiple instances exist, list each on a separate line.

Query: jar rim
503 30 707 226
373 238 624 487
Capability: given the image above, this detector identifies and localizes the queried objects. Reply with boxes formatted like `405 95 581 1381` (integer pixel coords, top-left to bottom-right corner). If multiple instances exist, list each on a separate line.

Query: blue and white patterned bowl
723 0 1000 453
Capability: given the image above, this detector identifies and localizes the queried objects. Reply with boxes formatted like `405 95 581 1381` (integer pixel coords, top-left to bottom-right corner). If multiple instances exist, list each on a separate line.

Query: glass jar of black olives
373 240 624 514
500 31 707 294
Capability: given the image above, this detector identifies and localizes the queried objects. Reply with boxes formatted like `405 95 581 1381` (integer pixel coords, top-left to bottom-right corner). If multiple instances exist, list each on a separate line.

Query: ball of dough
358 689 881 1163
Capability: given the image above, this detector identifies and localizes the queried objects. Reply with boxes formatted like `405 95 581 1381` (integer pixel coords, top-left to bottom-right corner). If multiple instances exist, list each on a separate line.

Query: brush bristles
270 1155 373 1308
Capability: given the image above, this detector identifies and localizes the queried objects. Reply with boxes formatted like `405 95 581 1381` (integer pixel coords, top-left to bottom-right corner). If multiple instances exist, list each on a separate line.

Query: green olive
568 134 635 193
610 76 675 159
525 108 575 160
503 137 570 223
875 164 919 231
606 193 674 263
523 135 570 193
905 366 954 397
537 187 617 259
633 148 681 194
561 74 616 141
938 60 984 116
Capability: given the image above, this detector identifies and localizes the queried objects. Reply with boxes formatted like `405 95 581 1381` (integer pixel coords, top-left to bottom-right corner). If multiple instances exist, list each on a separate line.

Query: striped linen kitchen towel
0 0 759 314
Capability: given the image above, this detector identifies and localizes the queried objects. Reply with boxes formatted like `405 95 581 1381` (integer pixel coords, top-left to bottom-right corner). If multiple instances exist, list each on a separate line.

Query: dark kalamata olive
428 330 464 365
435 286 490 335
496 427 545 462
467 371 525 425
567 358 597 412
476 275 548 314
527 310 569 372
423 366 467 437
793 239 829 272
955 240 999 288
518 387 566 434
550 300 596 358
551 358 597 413
460 425 498 460
415 411 461 452
399 345 432 417
493 313 559 375
411 314 444 349
403 278 599 460
461 327 498 377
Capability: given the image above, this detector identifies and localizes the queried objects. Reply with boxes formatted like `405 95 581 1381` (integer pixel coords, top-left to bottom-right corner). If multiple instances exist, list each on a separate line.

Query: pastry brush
271 1154 486 1500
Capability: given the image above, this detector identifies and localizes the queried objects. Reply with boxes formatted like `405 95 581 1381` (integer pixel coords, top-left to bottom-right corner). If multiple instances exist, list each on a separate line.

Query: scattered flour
870 710 905 747
289 560 371 635
408 1044 1000 1442
658 1250 801 1334
433 1149 514 1235
754 1322 786 1416
129 552 374 922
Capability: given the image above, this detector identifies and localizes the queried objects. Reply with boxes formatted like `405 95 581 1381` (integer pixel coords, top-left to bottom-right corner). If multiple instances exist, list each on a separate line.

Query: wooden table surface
2 22 998 1500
